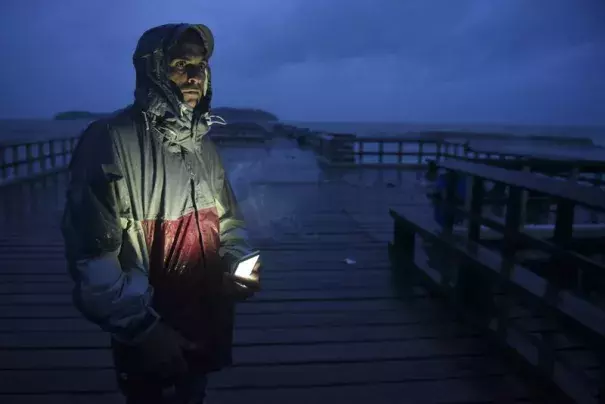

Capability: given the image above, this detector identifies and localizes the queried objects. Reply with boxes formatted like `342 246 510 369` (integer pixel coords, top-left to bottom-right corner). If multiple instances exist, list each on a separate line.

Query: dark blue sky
1 0 604 124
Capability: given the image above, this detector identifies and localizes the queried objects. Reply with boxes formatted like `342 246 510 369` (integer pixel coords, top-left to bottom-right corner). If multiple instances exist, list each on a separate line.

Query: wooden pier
1 130 603 403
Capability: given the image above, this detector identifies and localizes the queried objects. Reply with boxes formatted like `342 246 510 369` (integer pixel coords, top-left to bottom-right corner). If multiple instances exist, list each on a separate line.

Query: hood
133 24 217 151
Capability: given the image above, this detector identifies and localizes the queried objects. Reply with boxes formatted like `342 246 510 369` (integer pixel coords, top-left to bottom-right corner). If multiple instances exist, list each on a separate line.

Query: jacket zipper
181 148 207 270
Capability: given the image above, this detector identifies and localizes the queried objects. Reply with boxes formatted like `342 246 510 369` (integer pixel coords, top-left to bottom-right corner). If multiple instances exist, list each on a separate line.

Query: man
430 171 467 227
61 24 260 404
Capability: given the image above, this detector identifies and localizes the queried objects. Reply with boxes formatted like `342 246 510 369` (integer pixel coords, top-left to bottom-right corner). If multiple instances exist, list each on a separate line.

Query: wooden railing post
327 135 337 164
443 169 459 234
468 176 485 243
389 212 417 276
458 175 495 319
552 198 576 288
492 182 525 338
435 142 442 162
11 146 18 178
0 145 5 181
61 139 68 168
358 140 364 165
39 141 46 174
518 165 530 225
25 144 34 177
50 140 57 169
397 142 403 164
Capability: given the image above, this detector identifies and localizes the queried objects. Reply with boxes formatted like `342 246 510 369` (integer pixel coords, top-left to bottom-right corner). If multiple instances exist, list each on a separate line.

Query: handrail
310 134 467 168
0 129 273 188
439 159 605 212
447 154 605 173
0 135 80 187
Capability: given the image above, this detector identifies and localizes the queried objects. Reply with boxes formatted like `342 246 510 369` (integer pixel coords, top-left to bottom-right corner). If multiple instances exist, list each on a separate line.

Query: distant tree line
54 107 278 122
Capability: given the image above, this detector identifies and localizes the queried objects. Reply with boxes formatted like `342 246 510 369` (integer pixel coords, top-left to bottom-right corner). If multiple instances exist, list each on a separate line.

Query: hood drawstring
142 110 228 154
204 114 227 127
143 111 226 132
142 111 150 133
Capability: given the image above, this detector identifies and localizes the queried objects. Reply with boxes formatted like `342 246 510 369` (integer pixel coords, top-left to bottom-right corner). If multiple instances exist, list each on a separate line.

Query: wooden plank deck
0 167 567 403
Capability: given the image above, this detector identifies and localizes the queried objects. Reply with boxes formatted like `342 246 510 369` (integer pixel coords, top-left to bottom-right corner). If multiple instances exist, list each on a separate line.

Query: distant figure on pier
430 172 468 227
425 160 439 182
61 24 260 404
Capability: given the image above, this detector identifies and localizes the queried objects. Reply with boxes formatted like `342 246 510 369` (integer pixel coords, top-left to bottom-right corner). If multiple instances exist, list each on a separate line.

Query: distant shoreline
52 107 280 122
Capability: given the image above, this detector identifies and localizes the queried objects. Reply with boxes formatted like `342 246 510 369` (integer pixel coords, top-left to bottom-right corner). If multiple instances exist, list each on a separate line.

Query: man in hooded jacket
61 24 259 404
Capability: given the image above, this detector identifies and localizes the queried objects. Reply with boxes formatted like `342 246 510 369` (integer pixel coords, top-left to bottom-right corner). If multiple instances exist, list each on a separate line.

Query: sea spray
222 139 322 241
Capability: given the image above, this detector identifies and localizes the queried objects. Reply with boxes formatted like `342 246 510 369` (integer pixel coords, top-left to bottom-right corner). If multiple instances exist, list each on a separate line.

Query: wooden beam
439 159 605 212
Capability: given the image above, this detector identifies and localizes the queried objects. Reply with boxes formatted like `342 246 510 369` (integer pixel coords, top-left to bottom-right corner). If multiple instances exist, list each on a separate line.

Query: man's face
167 31 207 108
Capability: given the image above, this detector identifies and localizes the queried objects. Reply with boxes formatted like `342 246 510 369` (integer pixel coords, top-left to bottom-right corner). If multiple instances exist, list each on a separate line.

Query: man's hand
223 260 261 301
136 321 197 381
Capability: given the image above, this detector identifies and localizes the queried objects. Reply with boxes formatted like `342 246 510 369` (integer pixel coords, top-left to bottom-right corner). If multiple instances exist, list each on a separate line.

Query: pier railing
0 131 268 189
390 158 605 403
311 134 466 168
0 136 79 188
429 153 605 225
5 129 604 187
458 146 605 187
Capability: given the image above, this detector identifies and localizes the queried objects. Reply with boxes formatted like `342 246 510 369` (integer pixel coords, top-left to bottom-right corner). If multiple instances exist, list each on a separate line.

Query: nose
186 66 205 85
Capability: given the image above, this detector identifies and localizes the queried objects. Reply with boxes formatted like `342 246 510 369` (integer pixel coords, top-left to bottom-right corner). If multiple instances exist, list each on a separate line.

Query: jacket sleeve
207 139 254 268
61 121 159 344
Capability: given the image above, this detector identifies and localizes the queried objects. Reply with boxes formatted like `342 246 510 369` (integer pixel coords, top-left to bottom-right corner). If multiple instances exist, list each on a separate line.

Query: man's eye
174 61 187 69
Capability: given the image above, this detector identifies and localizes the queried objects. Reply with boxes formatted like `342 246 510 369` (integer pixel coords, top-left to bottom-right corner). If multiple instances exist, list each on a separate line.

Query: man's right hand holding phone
222 252 261 301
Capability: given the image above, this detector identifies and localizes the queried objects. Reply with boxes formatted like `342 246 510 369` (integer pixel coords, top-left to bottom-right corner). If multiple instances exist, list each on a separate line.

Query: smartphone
233 251 260 279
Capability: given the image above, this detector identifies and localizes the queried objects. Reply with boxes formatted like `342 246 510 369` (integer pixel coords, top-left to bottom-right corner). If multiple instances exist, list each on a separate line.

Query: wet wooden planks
0 172 559 403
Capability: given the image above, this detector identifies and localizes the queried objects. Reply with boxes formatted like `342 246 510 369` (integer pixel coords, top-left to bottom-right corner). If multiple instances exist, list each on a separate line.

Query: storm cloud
1 0 604 124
